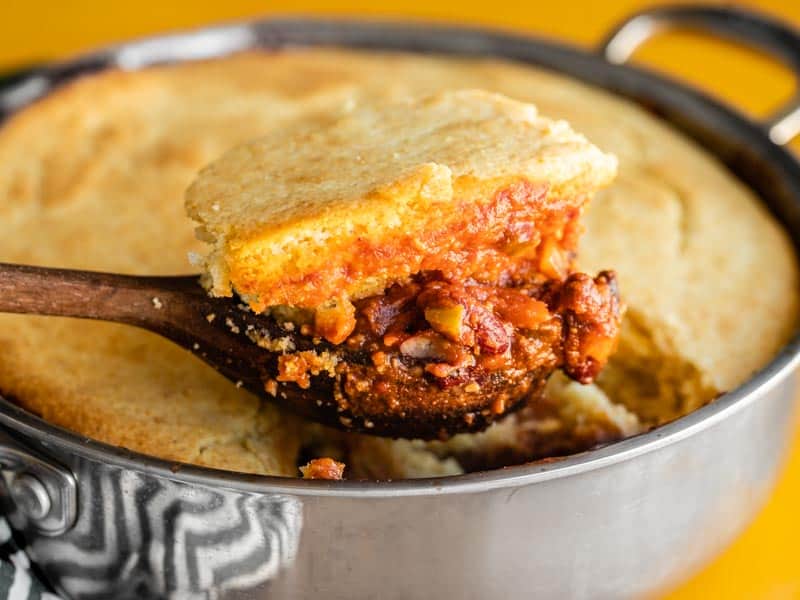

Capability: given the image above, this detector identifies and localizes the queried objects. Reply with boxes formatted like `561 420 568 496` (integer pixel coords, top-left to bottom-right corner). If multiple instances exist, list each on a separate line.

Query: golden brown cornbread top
185 89 616 308
0 48 796 476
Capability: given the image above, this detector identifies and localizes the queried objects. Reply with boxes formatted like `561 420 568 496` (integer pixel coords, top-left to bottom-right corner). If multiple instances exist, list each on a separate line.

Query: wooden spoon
0 263 539 438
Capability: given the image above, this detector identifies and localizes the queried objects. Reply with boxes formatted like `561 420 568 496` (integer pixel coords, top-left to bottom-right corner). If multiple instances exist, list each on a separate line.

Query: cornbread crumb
246 328 296 353
225 317 240 335
300 458 345 480
187 251 203 267
277 350 340 389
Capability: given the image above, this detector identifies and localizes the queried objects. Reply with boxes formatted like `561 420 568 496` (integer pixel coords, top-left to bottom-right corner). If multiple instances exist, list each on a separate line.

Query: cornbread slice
184 90 623 437
186 89 617 312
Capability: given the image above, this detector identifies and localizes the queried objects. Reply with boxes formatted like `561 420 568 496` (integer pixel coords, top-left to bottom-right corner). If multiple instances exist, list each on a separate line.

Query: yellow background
2 1 800 598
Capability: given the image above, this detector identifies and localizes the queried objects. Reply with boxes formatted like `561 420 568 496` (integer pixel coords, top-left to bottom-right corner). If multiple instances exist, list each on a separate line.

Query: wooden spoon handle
0 262 268 397
0 262 198 326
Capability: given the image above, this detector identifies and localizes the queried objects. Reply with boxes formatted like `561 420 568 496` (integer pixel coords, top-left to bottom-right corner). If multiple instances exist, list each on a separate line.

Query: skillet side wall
1 375 795 598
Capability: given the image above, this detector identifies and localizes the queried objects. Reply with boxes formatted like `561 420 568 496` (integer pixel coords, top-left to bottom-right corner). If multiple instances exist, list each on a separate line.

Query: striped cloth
0 519 60 600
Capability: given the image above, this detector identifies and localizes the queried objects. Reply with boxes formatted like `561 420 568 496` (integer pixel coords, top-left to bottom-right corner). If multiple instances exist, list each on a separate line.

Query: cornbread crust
0 49 796 476
186 90 617 310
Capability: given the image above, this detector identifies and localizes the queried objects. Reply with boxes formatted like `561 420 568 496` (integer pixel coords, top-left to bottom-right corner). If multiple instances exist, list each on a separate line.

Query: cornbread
0 49 796 477
186 90 616 311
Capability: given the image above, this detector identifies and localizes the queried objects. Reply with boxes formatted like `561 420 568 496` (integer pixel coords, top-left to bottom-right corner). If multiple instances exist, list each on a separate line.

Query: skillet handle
599 5 800 146
0 429 77 536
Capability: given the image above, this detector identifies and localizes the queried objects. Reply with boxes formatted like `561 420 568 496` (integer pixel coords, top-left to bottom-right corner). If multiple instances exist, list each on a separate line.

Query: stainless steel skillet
1 5 799 599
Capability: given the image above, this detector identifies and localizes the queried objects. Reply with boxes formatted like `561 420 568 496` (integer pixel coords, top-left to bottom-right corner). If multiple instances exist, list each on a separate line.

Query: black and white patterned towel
0 518 60 599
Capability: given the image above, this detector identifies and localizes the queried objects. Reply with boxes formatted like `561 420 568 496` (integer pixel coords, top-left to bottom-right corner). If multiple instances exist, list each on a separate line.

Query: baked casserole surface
0 50 795 477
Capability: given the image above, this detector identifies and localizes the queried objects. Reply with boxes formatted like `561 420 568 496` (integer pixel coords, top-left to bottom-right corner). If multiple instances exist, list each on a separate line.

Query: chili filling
277 269 622 392
232 181 584 312
252 180 622 434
